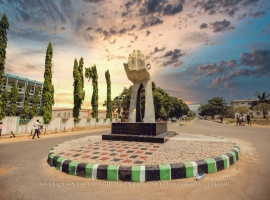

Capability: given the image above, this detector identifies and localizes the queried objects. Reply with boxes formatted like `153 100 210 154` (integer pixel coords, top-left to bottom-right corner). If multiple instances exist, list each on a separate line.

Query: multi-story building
231 99 269 118
2 74 43 116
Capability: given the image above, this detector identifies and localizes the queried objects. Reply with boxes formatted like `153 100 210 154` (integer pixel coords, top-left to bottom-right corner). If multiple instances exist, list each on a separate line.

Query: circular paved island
47 132 240 182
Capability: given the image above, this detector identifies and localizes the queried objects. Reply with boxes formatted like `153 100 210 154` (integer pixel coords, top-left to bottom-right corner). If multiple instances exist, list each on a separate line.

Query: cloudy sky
1 0 270 111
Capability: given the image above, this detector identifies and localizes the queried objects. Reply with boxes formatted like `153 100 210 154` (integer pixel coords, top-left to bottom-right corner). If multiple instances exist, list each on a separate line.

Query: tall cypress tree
105 70 112 119
73 58 85 122
41 42 54 123
73 58 79 121
31 87 40 117
21 83 31 120
0 14 9 120
85 65 98 118
1 90 9 117
10 82 18 116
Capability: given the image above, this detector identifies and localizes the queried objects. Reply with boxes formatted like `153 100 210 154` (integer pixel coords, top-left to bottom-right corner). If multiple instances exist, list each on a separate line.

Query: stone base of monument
102 122 172 143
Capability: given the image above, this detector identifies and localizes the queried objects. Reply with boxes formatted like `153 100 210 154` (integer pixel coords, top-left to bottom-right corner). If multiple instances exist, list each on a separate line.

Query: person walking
32 119 41 139
236 115 240 126
242 115 245 126
247 114 251 126
220 114 223 123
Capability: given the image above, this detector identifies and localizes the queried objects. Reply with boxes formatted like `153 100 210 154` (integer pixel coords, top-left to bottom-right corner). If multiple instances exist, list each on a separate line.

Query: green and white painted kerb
47 145 240 182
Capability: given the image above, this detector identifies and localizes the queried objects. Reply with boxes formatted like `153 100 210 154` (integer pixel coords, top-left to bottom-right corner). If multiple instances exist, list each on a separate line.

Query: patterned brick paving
57 140 162 165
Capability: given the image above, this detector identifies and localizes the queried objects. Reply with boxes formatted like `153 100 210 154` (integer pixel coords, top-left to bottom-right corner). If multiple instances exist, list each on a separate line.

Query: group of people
236 114 251 126
32 119 43 139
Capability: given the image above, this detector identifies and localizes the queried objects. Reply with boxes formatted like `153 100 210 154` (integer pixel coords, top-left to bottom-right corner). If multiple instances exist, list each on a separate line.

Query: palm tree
251 92 270 118
251 91 270 108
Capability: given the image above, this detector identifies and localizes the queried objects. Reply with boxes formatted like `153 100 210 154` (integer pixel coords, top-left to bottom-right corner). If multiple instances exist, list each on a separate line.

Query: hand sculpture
123 50 155 123
123 50 150 83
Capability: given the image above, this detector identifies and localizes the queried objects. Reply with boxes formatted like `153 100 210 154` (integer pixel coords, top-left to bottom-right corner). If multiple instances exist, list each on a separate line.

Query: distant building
2 74 43 115
231 99 269 118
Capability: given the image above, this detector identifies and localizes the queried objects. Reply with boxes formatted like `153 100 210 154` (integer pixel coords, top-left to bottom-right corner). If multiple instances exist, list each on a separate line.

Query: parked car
171 117 177 122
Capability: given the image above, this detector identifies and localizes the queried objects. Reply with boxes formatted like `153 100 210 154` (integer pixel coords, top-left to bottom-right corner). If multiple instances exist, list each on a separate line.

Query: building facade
231 99 269 118
2 74 43 115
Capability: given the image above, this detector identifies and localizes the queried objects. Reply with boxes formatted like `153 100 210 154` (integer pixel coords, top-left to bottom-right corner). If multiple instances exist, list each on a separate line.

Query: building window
256 112 260 115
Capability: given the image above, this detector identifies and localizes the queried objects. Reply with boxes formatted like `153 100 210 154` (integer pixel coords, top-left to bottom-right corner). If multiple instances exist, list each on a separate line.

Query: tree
85 65 98 118
73 58 85 122
1 90 9 117
10 82 18 116
21 83 31 120
0 14 9 120
251 91 270 108
111 96 122 119
199 97 227 117
253 103 270 119
234 106 249 115
115 83 190 120
105 70 112 119
119 86 132 120
41 42 54 124
31 87 40 117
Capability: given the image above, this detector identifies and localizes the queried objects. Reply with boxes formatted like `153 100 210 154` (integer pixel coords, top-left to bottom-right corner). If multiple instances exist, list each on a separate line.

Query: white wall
63 117 75 131
45 117 62 132
1 116 117 135
1 117 20 135
97 118 104 126
77 117 88 127
89 118 96 127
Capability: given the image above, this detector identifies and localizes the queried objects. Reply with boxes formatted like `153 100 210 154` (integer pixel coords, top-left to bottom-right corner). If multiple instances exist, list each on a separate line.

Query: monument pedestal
102 122 172 143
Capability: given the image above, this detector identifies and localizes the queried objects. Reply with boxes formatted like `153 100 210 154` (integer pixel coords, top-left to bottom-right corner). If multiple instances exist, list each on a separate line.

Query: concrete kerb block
205 158 217 173
56 157 66 170
107 165 119 181
159 164 171 180
69 161 79 175
47 140 241 182
85 163 95 178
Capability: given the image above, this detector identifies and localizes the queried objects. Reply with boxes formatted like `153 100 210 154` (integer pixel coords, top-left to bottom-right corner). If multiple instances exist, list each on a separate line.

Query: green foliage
41 42 54 123
0 14 9 120
0 90 9 118
73 58 85 122
118 86 132 120
111 96 122 117
199 97 227 117
10 82 18 116
250 91 270 118
21 83 31 119
253 103 270 119
115 82 190 120
251 91 270 108
105 70 112 119
85 65 98 118
234 106 249 115
31 87 40 117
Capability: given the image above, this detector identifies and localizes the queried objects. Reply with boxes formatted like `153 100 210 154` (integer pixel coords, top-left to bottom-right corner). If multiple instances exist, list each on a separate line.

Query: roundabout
47 132 240 182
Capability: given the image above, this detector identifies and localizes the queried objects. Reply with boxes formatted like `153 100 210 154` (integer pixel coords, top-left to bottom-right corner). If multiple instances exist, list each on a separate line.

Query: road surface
0 119 269 200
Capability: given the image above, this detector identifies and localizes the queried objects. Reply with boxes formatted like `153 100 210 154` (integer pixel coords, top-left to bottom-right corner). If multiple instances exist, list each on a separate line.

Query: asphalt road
0 119 269 200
